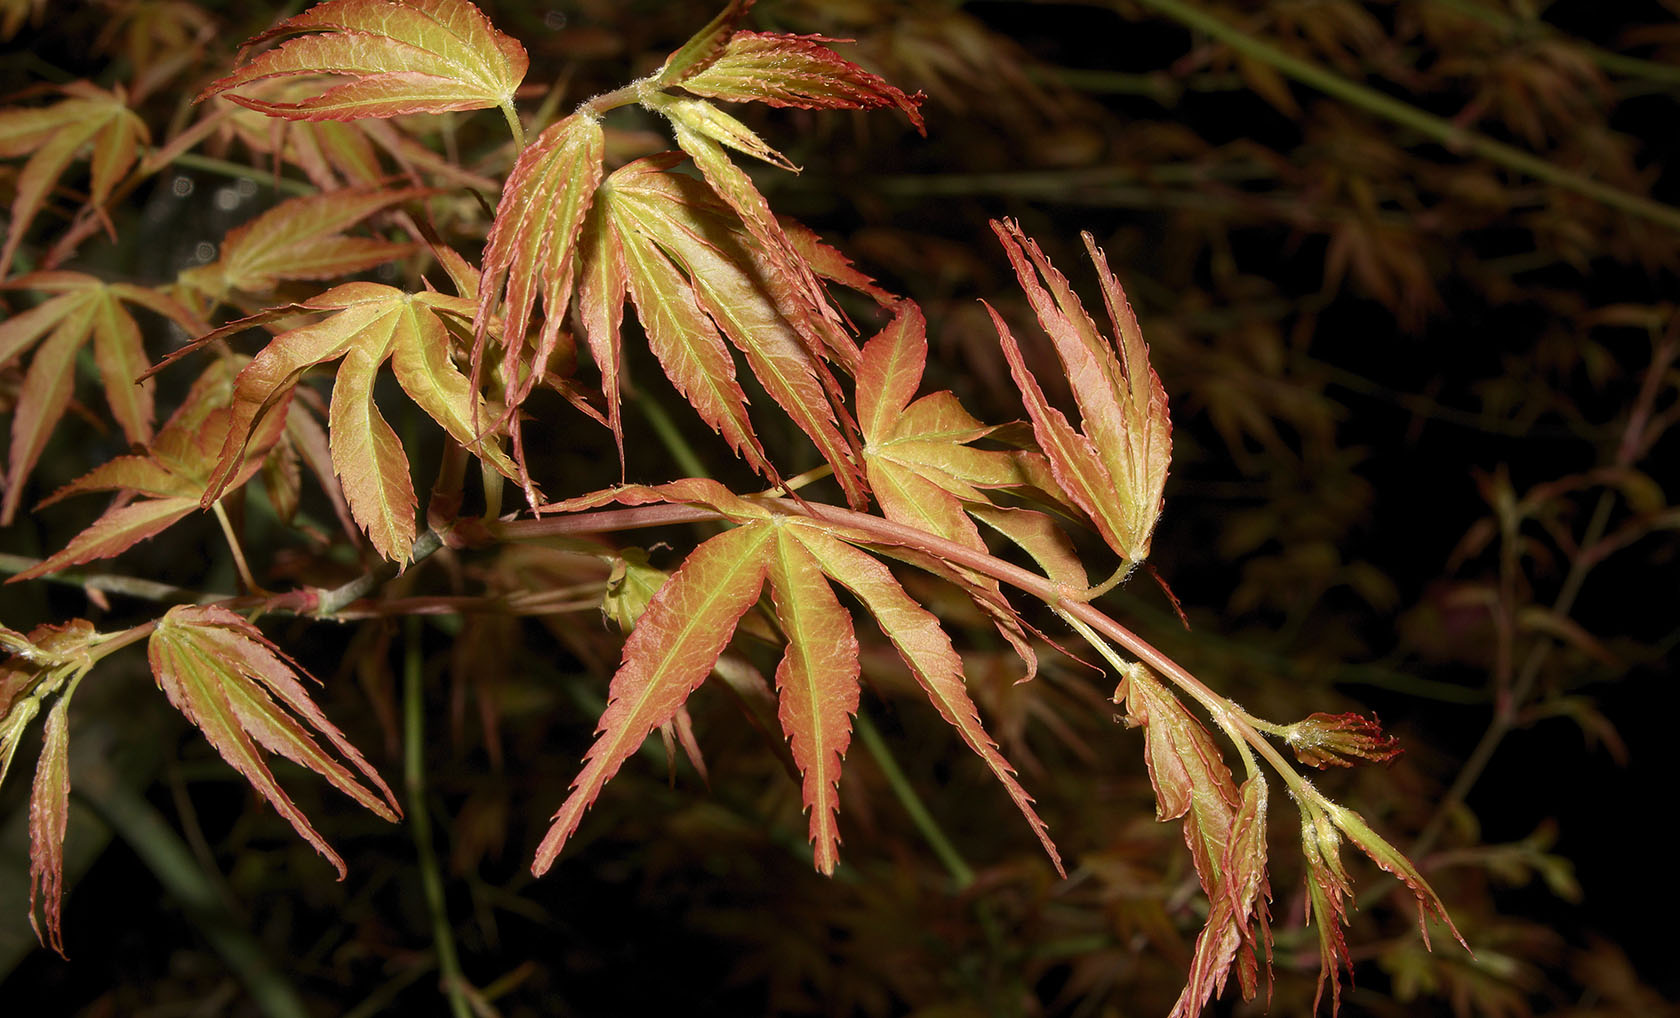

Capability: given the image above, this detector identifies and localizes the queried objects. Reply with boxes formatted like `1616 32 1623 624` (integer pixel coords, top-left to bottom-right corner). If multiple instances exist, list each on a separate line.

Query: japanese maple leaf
531 480 1062 880
858 299 1086 588
6 361 290 583
0 271 207 524
198 0 527 124
1117 662 1272 1015
1 618 99 956
984 220 1172 568
147 605 401 876
0 81 148 277
176 188 426 305
160 282 520 561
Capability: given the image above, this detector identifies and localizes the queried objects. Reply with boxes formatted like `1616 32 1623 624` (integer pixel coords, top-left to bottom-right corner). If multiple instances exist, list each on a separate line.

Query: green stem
636 394 712 480
403 617 473 1018
855 710 976 889
1424 0 1680 88
499 100 526 151
1129 0 1680 234
166 152 315 196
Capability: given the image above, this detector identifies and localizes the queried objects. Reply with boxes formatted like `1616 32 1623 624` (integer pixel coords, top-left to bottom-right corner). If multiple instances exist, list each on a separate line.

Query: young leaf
169 283 519 557
176 188 426 303
0 271 208 524
198 0 528 122
475 112 605 415
985 220 1172 566
533 521 774 876
655 0 755 87
28 694 70 957
147 605 401 878
1285 712 1404 769
0 82 148 276
678 30 927 133
8 364 289 583
599 159 864 503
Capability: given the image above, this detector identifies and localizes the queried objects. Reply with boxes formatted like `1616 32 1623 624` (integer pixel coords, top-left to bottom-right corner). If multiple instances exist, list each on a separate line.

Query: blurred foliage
1 0 1677 1016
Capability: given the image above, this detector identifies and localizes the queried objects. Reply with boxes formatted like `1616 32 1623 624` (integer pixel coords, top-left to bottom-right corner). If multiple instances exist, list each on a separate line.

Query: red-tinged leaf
1299 804 1356 1015
1115 661 1241 902
967 504 1088 590
476 112 604 411
1320 798 1468 954
4 304 90 524
1172 775 1273 1018
679 31 926 134
0 272 204 521
178 188 426 299
196 284 517 538
28 694 70 957
576 202 628 470
148 605 400 878
1286 711 1403 769
7 497 200 584
605 166 865 506
792 526 1064 876
541 477 768 523
534 522 773 875
766 528 861 874
0 82 147 276
654 93 798 172
988 220 1172 565
199 0 527 121
608 196 776 482
779 217 895 308
331 345 416 562
656 0 755 86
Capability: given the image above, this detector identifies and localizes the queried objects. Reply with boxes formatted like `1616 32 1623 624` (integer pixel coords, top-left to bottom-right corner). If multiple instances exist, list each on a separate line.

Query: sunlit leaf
28 694 71 957
147 605 400 877
198 0 527 122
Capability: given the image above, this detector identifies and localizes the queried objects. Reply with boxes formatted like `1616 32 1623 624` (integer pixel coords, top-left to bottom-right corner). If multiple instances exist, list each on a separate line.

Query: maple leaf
1117 662 1272 1015
0 270 207 524
531 480 1061 878
157 282 519 561
0 618 100 955
0 82 148 277
984 219 1172 567
6 361 290 583
198 0 527 124
176 188 426 305
147 605 401 877
474 112 604 431
565 155 865 502
678 30 926 133
1285 711 1404 769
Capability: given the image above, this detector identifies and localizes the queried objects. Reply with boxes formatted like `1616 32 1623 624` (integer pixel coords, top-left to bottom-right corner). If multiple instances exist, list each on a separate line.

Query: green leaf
148 605 400 878
656 0 755 87
198 0 527 122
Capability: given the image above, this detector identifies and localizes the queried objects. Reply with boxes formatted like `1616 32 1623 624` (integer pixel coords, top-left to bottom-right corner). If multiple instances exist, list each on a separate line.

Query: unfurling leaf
678 31 926 134
28 695 70 957
198 0 527 122
533 483 1060 878
160 282 519 560
1298 791 1469 1013
0 271 206 524
147 605 400 877
1116 661 1269 1013
986 219 1171 566
0 82 148 276
1285 711 1403 769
